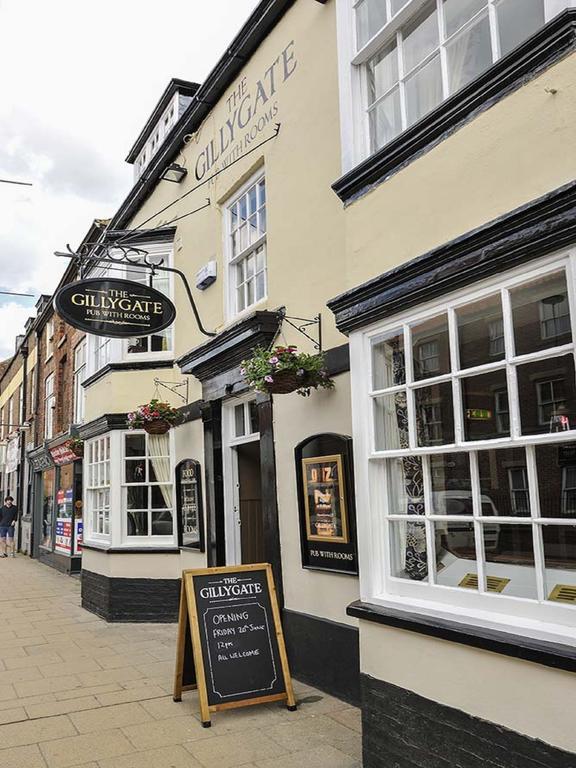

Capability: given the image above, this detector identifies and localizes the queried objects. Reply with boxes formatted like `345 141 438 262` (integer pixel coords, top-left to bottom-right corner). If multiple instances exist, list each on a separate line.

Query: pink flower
264 375 274 383
269 356 279 365
240 367 246 375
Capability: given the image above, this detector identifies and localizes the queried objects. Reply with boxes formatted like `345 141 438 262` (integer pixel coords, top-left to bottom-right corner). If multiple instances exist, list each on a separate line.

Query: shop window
122 432 174 540
226 174 267 317
358 258 576 628
44 373 55 439
73 339 87 424
343 0 548 168
41 468 55 549
86 435 110 536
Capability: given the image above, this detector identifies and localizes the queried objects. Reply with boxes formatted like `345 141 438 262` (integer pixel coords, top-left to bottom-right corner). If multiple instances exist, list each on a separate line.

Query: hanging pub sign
176 459 204 550
53 277 176 339
173 564 296 727
295 433 358 575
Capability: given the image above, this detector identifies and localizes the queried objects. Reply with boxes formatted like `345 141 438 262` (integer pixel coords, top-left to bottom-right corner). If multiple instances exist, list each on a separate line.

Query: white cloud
0 0 260 354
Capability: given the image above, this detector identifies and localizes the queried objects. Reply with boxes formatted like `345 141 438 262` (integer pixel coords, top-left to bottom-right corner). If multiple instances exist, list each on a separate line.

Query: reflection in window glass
446 10 492 94
403 2 439 72
368 43 398 103
387 456 425 516
435 522 477 589
510 272 572 356
356 0 388 48
517 356 576 435
483 524 537 599
390 520 428 581
536 444 576 518
369 90 402 151
390 0 409 15
374 392 408 451
443 0 486 37
543 525 576 602
478 448 529 517
497 0 545 58
235 404 245 437
457 294 504 369
405 55 443 127
412 315 450 381
462 369 509 440
372 329 405 390
415 382 454 446
430 453 472 514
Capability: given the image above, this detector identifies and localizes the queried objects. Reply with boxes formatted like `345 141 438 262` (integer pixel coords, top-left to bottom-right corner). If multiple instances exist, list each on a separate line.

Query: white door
222 397 260 565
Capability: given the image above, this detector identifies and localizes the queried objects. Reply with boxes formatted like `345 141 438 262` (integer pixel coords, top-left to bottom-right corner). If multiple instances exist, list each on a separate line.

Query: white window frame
134 93 180 180
336 0 565 173
84 435 111 539
121 429 176 546
44 373 55 440
350 249 576 644
45 319 54 362
73 339 87 424
223 170 267 321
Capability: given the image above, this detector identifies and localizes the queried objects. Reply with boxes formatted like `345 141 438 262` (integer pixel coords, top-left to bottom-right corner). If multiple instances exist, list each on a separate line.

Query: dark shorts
0 526 14 538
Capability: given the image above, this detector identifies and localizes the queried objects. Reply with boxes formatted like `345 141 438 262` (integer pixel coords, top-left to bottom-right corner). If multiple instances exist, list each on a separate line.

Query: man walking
0 496 17 557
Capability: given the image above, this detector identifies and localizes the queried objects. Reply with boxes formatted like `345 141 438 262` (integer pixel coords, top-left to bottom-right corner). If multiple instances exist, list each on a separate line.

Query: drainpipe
16 342 28 552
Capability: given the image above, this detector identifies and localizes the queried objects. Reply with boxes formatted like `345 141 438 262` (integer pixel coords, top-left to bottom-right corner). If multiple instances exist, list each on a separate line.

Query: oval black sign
54 278 176 339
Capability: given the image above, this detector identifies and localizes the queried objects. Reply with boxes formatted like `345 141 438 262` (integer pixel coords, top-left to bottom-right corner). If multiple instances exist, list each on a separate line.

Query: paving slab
0 558 361 768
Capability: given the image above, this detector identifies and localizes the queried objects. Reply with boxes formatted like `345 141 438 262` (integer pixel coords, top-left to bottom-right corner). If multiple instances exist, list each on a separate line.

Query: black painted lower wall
362 674 575 768
81 570 180 622
282 609 360 707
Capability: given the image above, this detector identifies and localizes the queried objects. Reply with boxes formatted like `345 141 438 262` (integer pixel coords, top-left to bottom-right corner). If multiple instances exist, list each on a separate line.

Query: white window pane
248 214 258 244
235 404 245 437
447 11 492 94
246 278 255 307
390 520 428 581
497 0 545 58
239 224 248 251
258 180 266 206
258 209 267 235
256 247 266 272
356 0 388 49
403 2 439 73
369 88 402 151
483 524 538 599
374 392 408 450
246 255 255 279
248 185 257 214
435 522 477 589
405 55 443 127
372 330 405 390
256 270 266 301
443 0 486 37
388 457 426 516
368 44 399 105
239 196 247 221
237 285 245 312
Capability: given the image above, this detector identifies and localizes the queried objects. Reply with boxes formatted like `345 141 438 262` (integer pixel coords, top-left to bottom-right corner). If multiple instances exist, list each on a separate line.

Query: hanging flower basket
143 419 171 435
67 438 84 458
240 345 335 397
127 399 180 433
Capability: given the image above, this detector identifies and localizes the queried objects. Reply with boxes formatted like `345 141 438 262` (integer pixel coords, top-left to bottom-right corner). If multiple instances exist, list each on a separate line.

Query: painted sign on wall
54 278 176 339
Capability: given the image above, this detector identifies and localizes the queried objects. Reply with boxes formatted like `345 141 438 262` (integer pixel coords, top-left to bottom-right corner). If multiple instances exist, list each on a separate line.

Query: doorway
223 397 264 565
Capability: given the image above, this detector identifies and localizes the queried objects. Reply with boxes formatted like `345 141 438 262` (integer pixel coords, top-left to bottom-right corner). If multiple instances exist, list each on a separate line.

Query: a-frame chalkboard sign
173 564 297 727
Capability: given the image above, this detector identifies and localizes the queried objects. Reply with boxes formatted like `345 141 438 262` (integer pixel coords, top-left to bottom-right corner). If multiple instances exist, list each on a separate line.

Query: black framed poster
295 434 358 575
176 459 205 550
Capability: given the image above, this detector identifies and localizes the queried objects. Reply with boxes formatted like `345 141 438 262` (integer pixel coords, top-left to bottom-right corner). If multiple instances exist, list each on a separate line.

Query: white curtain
148 434 173 510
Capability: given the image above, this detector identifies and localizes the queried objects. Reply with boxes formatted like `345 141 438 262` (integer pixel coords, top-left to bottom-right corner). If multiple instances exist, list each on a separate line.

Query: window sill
333 10 576 204
82 543 180 554
347 599 576 674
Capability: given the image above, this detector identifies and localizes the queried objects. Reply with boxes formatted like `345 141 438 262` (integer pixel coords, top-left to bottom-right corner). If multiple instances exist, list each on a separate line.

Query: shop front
30 441 83 573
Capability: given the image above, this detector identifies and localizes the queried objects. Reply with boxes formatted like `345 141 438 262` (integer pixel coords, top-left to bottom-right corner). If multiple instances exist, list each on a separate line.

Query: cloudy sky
0 0 259 359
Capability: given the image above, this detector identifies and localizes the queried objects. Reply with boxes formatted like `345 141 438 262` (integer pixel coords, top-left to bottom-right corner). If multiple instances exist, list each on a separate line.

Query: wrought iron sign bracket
154 378 189 404
55 246 217 338
279 309 322 352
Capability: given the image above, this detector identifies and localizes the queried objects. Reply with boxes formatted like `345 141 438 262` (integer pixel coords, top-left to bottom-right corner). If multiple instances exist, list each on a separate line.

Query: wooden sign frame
173 563 296 727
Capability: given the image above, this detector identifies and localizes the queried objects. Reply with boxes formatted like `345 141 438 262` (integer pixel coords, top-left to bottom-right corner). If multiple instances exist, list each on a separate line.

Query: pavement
0 556 362 768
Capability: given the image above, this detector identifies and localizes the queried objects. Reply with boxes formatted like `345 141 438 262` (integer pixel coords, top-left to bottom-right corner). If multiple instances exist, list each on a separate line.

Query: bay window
123 432 173 541
341 0 555 168
86 435 110 537
354 254 576 632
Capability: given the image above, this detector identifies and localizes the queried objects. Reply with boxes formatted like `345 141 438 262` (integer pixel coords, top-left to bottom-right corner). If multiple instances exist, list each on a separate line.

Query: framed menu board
295 434 358 575
176 459 205 550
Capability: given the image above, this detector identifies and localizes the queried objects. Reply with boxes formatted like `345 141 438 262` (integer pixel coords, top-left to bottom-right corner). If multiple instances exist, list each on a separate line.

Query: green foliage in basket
240 345 335 397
